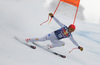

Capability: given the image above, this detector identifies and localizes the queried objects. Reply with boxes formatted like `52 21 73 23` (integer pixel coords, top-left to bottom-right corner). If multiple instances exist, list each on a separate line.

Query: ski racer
25 13 83 51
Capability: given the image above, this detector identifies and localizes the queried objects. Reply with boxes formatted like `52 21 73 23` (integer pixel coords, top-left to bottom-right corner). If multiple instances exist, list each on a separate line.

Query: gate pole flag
40 0 80 25
61 0 80 7
60 0 80 25
49 0 80 24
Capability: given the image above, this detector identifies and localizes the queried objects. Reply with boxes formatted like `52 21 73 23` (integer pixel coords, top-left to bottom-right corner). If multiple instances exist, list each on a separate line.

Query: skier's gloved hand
78 46 83 51
49 13 54 18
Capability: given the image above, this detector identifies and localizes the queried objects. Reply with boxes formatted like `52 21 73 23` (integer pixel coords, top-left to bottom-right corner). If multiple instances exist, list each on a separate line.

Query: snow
0 0 100 65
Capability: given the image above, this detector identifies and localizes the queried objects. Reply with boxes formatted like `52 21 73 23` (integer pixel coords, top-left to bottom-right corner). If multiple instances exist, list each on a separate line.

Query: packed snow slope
0 0 100 65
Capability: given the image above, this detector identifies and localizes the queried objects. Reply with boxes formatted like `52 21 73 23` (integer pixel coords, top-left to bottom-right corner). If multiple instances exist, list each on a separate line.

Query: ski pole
40 15 50 26
69 47 78 53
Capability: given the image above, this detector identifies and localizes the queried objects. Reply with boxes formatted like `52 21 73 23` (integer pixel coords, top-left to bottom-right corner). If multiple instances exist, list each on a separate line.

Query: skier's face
68 28 74 33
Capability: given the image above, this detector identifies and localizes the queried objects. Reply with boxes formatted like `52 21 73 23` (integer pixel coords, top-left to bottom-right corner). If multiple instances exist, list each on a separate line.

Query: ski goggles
69 28 75 32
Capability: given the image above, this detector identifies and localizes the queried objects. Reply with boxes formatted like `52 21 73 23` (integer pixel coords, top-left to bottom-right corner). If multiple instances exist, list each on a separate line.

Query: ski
14 37 66 58
32 42 66 58
14 37 36 49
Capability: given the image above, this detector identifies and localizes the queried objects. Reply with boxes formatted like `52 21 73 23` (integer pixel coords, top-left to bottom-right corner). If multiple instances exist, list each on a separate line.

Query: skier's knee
62 42 65 46
37 37 47 41
35 39 39 40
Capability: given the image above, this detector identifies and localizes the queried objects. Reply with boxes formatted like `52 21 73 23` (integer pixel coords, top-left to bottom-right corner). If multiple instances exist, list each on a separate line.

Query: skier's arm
69 35 79 47
49 13 65 27
69 35 83 51
53 17 65 27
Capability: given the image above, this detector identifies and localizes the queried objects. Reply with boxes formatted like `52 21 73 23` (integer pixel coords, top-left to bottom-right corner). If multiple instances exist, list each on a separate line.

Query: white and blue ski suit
28 17 79 48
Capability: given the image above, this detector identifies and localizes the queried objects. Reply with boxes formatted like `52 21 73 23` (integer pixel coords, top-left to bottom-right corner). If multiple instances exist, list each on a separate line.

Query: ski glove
78 46 83 51
49 13 54 18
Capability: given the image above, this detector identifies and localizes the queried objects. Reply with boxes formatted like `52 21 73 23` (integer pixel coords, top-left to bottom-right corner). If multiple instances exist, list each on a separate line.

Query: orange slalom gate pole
73 7 79 25
48 0 61 24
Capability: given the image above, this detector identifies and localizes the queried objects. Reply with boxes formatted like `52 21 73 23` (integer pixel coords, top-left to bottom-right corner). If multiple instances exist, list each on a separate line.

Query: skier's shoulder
61 25 68 29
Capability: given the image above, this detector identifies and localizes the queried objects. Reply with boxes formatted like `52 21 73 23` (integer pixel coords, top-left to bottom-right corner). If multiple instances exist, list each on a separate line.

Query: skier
25 13 83 51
